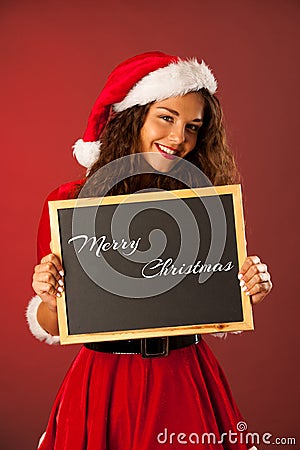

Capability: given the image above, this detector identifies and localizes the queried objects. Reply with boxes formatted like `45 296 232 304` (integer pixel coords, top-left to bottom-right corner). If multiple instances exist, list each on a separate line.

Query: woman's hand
238 256 272 305
32 253 64 312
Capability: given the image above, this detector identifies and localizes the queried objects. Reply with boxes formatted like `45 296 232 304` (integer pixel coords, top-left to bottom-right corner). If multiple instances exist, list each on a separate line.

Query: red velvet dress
36 181 257 450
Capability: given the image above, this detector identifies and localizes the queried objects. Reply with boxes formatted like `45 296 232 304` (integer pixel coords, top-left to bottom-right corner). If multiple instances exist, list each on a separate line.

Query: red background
1 0 299 449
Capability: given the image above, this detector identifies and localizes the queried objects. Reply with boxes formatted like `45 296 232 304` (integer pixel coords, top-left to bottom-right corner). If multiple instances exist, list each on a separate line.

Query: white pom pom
72 139 101 168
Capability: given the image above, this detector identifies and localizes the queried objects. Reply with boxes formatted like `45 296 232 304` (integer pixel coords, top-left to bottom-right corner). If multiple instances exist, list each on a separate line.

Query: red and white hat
73 51 217 169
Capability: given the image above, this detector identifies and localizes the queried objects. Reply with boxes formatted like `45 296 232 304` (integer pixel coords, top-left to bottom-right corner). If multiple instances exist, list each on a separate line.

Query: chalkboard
49 185 253 344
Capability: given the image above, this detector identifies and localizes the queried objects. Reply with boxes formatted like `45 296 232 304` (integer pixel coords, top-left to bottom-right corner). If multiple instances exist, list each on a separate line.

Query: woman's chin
142 152 177 174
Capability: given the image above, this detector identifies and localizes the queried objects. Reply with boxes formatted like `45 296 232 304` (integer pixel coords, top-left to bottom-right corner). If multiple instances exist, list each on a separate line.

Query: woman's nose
168 124 186 145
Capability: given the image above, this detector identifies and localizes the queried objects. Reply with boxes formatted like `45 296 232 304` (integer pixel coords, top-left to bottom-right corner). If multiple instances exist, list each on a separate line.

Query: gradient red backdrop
1 0 299 449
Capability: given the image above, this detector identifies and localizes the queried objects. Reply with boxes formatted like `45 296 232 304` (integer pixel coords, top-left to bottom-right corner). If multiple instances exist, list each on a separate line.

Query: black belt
84 335 200 358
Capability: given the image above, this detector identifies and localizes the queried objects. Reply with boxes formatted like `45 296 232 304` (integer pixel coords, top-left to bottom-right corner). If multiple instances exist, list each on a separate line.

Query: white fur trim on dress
38 432 46 448
26 295 60 345
114 59 217 112
72 138 101 169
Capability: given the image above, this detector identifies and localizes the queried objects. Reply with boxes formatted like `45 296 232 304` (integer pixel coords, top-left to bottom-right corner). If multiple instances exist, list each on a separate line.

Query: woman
27 51 272 449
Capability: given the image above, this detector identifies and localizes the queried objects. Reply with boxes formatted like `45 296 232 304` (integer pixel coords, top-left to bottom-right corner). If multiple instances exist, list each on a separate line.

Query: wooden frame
49 184 253 344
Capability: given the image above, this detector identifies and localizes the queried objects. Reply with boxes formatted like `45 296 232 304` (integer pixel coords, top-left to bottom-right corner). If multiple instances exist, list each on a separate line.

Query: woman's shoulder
46 179 84 201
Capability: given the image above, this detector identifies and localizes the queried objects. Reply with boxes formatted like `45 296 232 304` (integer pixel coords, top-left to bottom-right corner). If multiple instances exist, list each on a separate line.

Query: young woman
27 51 272 449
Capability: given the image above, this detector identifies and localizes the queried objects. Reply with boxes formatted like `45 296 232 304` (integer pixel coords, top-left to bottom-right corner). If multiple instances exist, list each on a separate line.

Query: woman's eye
186 124 200 132
160 115 173 122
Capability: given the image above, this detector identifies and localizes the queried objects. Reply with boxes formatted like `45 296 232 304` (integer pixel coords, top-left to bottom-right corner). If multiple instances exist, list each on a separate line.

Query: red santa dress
26 181 258 450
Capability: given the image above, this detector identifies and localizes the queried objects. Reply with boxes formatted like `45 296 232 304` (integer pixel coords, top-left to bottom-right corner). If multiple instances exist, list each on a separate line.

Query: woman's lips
155 143 178 160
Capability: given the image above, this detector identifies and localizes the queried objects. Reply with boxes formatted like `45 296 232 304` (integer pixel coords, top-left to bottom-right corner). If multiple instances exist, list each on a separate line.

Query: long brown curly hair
78 89 240 198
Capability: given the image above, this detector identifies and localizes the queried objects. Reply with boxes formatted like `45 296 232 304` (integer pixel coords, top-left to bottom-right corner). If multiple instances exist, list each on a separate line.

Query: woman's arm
26 181 82 343
37 302 60 336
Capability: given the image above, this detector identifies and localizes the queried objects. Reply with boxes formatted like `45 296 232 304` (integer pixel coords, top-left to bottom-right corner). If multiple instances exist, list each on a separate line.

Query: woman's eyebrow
156 107 203 122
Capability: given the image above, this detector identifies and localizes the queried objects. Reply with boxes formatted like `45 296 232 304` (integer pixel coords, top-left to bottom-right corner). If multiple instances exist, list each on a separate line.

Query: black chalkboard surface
49 185 253 344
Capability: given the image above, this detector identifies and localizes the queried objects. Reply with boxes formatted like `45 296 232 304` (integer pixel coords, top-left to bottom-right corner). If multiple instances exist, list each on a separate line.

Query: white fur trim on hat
72 138 101 169
26 295 60 345
114 59 217 112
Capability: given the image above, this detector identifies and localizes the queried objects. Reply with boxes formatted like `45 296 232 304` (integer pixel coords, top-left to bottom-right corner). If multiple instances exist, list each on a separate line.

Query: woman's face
139 92 204 173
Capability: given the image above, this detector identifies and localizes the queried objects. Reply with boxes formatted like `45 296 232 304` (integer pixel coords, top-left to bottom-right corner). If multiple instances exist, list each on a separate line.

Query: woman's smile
155 143 178 159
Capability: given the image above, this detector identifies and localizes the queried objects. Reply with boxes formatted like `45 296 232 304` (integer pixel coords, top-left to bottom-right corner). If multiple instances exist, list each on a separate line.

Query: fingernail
240 280 245 287
56 292 61 298
241 286 248 292
57 286 64 293
58 279 64 287
245 291 250 296
238 273 243 280
59 270 64 277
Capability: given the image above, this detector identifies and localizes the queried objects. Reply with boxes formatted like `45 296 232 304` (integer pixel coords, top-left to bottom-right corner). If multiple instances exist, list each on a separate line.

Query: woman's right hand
32 253 64 312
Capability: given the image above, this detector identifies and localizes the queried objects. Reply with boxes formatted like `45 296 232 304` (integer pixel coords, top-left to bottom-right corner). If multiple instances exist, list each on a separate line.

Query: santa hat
73 51 217 169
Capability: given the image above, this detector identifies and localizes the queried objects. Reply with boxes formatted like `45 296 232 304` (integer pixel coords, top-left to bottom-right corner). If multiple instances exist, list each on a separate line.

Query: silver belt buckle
141 337 169 358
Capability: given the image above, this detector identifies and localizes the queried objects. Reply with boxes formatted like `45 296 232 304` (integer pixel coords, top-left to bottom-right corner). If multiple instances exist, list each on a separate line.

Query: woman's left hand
238 256 272 305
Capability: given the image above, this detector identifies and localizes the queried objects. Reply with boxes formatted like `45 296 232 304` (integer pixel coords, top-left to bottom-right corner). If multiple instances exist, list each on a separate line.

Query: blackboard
49 185 253 344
